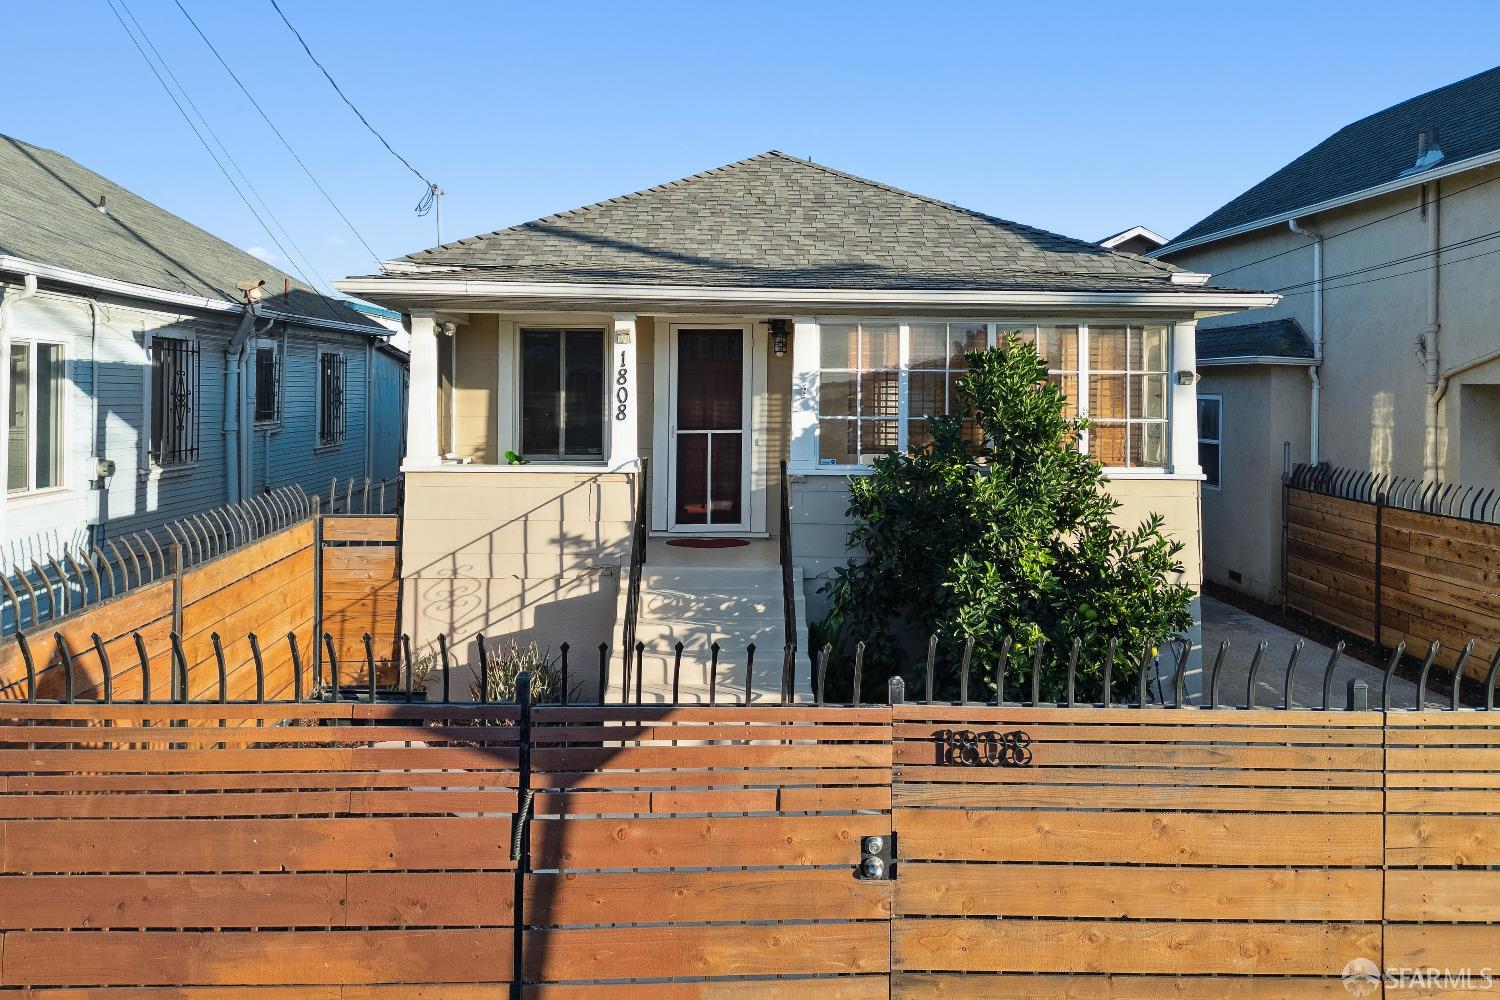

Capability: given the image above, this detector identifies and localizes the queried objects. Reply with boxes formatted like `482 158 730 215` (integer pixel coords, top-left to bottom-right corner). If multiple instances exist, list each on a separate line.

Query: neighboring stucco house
337 151 1276 699
1158 64 1500 603
0 133 407 581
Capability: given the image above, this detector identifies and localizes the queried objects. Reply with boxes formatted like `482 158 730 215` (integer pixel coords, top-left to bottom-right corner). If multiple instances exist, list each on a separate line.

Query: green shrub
822 334 1193 702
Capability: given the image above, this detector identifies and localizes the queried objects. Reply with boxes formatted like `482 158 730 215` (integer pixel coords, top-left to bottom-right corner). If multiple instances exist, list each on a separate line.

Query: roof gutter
1198 355 1319 367
333 276 1280 311
0 254 385 336
1155 148 1500 257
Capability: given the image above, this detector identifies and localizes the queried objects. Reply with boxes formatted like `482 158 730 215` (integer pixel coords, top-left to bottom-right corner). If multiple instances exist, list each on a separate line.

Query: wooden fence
4 696 1498 995
1287 476 1500 675
0 514 402 702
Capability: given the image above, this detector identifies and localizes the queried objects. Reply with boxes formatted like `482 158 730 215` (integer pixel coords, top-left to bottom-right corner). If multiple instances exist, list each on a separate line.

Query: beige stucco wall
1172 161 1500 486
451 315 500 464
789 473 1203 626
400 469 635 697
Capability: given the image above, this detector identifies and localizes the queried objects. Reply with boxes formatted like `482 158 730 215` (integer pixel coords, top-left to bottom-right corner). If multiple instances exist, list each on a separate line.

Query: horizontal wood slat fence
1286 462 1500 676
0 513 402 706
3 691 1498 995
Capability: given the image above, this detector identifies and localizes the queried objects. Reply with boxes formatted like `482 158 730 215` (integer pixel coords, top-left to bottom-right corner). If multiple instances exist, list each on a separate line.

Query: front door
671 328 748 531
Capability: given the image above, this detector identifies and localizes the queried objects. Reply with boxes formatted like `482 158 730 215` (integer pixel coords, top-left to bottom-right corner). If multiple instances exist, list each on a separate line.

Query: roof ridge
403 150 1178 274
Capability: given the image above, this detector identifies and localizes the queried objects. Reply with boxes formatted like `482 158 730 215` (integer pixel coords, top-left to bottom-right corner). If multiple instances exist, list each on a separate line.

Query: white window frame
799 318 1176 474
1198 393 1223 492
6 336 69 497
315 345 348 450
252 337 281 428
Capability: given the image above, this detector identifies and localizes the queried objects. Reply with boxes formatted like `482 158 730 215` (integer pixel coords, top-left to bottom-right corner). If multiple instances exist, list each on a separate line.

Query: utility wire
172 0 382 263
267 0 439 216
106 0 342 318
115 0 332 300
1270 226 1500 295
1181 168 1500 280
1277 237 1500 298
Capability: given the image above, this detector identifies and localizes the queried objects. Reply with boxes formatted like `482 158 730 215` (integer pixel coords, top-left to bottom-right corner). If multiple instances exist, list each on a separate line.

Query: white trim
0 255 384 335
1197 355 1319 367
607 314 638 470
1155 149 1500 256
335 275 1280 311
1099 225 1168 249
664 323 754 534
401 460 638 475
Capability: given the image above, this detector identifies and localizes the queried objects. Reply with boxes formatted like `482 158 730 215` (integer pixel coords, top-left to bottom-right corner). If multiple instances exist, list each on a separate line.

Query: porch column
609 313 639 470
1169 319 1201 477
789 316 819 468
405 309 441 467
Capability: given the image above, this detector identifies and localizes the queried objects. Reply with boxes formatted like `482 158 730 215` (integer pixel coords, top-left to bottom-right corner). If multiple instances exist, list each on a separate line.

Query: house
1156 64 1500 603
1098 226 1168 256
336 151 1277 699
0 133 407 581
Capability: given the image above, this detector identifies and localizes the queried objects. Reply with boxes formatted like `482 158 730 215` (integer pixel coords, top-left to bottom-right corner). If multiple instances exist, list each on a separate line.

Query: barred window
150 336 200 466
254 344 280 424
318 350 346 447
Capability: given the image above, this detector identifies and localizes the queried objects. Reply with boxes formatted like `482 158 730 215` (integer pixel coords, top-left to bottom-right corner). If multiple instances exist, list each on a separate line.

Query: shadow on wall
404 473 636 673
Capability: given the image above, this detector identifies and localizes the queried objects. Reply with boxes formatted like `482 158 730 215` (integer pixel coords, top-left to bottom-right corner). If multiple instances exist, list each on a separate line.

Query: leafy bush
822 334 1193 701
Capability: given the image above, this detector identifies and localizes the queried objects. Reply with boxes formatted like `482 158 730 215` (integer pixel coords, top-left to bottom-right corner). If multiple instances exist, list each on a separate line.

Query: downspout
0 272 40 549
87 301 103 544
1289 218 1324 466
1420 181 1443 479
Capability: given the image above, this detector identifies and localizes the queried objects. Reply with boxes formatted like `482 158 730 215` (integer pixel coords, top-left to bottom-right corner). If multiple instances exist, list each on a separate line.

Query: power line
1277 233 1500 297
1271 227 1500 294
105 0 341 316
171 0 382 263
266 0 439 218
114 0 332 300
1184 169 1500 280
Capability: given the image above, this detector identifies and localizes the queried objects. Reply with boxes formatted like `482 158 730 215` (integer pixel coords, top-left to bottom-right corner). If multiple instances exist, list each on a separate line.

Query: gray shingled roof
0 133 379 330
1172 65 1500 247
385 152 1198 293
1198 318 1314 362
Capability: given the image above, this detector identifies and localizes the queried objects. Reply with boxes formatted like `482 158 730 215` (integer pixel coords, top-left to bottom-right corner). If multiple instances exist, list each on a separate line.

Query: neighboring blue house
0 132 407 583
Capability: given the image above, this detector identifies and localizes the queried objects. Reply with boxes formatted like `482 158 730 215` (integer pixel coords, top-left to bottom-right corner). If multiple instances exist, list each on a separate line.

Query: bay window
812 320 1174 470
7 340 64 494
520 328 605 460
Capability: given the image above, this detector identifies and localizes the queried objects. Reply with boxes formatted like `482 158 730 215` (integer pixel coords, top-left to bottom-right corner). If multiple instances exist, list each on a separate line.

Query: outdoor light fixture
1176 369 1198 386
768 318 790 357
615 328 632 345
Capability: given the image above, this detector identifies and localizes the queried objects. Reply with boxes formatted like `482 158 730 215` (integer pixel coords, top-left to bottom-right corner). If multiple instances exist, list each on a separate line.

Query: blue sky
6 1 1500 297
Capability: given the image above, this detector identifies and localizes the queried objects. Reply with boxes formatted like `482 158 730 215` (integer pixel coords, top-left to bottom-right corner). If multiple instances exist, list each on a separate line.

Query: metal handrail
779 460 796 650
619 458 650 681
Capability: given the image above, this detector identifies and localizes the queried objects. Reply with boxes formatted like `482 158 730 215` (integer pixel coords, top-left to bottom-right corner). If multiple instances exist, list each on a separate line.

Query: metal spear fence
321 475 403 515
8 626 1500 712
1290 461 1500 524
0 485 313 637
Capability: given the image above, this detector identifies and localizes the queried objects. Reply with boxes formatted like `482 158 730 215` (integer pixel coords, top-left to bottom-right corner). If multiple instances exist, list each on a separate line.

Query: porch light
614 328 632 345
768 318 790 357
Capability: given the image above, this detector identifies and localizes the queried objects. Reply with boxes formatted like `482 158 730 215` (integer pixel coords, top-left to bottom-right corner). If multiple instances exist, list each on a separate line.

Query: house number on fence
615 351 629 421
934 728 1033 767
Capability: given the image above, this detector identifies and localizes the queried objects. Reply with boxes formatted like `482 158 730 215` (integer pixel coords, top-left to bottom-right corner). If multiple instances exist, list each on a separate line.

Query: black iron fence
9 625 1500 713
0 484 313 637
320 474 402 515
618 458 649 673
1289 461 1500 524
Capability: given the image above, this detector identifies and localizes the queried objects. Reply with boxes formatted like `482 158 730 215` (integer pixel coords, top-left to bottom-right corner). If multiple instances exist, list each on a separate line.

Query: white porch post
1169 319 1201 477
405 309 441 467
789 316 819 468
609 313 639 470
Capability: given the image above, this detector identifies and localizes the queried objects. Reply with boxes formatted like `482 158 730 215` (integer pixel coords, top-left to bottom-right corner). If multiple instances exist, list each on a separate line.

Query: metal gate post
511 673 533 998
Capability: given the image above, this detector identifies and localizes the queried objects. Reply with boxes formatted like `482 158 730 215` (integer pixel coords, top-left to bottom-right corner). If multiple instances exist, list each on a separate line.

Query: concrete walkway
1199 595 1418 709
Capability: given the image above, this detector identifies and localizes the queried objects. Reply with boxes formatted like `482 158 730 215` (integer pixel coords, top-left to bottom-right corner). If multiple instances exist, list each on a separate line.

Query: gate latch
856 834 895 880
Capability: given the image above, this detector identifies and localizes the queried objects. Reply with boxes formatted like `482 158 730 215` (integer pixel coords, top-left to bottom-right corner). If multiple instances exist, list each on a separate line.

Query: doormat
666 538 750 548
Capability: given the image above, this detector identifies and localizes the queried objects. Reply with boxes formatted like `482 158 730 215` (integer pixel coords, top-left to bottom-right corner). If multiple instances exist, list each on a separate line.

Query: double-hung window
150 335 200 467
812 320 1172 470
254 342 280 425
318 350 347 447
520 329 605 460
1198 395 1222 490
7 340 64 494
